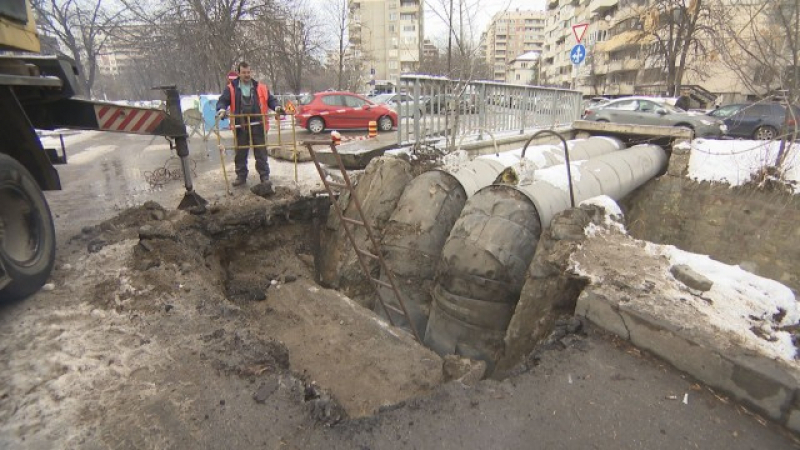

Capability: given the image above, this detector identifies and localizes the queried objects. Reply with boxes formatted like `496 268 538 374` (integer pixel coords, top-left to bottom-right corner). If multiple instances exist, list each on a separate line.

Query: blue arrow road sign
570 44 586 65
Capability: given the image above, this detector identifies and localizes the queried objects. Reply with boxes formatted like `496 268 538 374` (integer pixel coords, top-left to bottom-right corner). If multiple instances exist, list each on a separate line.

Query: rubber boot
232 175 247 187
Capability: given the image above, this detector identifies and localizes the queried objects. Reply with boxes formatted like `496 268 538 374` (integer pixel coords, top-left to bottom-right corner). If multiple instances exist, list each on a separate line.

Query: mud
0 190 444 448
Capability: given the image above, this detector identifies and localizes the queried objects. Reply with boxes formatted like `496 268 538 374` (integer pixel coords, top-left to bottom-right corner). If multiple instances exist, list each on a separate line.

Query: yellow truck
0 0 205 300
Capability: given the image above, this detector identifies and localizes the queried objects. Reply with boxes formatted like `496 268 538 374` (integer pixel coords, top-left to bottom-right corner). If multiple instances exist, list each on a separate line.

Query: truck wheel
0 153 56 301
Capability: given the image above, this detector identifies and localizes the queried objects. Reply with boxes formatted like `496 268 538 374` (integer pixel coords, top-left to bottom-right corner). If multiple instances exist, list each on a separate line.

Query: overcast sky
423 0 546 43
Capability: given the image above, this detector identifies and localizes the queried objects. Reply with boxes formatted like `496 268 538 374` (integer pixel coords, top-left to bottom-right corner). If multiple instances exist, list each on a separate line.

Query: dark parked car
707 103 800 140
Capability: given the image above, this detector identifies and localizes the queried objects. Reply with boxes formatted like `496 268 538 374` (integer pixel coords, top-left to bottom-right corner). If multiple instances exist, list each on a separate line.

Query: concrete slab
265 281 443 417
573 234 800 433
305 133 399 169
572 119 694 139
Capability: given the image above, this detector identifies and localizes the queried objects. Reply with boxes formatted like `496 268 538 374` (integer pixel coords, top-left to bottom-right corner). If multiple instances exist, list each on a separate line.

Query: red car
295 91 397 134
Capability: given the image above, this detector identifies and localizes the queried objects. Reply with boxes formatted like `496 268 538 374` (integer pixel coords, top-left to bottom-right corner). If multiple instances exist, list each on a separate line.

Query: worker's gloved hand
216 109 228 120
274 106 286 115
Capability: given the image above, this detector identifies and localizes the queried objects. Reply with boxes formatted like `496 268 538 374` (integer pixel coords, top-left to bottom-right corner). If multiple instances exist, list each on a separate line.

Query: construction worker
216 62 284 186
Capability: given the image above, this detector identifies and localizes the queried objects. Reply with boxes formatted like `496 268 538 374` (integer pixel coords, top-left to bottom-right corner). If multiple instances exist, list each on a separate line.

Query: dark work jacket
216 78 279 129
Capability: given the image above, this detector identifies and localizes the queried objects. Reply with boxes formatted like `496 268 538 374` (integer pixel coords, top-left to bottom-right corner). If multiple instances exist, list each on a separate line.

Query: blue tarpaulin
200 95 228 131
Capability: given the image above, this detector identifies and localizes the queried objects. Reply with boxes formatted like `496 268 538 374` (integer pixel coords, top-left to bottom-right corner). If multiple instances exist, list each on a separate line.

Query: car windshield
708 104 743 118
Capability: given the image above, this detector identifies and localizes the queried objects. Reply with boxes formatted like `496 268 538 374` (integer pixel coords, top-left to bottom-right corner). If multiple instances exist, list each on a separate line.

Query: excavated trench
81 137 666 423
101 193 444 421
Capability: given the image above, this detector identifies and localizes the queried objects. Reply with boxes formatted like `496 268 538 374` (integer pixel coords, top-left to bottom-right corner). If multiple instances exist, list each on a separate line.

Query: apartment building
483 10 546 82
506 51 540 84
349 0 424 92
542 0 759 102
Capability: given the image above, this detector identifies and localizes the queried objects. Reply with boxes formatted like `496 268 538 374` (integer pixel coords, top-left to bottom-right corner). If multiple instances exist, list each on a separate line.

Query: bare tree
32 0 127 97
324 0 349 90
425 0 490 80
714 0 799 102
617 0 717 96
713 0 798 169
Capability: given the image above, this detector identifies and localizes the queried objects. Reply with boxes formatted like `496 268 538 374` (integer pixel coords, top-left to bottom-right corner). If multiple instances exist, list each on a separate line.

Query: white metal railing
395 75 583 151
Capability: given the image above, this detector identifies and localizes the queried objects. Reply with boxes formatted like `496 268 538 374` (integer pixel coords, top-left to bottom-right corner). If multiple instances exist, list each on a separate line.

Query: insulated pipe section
522 144 668 228
450 137 625 196
424 144 668 364
375 137 625 333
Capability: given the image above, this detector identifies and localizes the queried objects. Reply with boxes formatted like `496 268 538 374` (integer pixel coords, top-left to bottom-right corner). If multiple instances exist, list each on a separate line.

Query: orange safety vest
228 82 270 131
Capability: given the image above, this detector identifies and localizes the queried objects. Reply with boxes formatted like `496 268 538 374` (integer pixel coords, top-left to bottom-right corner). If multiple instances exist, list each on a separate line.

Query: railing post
413 78 421 145
397 76 404 145
478 82 486 141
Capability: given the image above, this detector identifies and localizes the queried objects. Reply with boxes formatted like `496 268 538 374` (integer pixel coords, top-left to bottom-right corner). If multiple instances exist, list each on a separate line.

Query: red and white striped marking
93 105 165 133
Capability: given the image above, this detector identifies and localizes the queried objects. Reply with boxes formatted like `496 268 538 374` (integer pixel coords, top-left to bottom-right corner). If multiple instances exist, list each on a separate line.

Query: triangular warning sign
572 23 589 44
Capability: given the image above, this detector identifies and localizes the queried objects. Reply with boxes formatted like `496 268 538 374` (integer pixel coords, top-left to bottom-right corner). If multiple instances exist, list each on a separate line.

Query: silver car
583 96 727 138
371 93 424 117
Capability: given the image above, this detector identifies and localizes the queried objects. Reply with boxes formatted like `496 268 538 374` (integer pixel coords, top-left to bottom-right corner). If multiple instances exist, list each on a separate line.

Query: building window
402 25 415 31
516 74 521 80
389 61 398 69
400 13 415 20
389 12 397 21
389 25 395 32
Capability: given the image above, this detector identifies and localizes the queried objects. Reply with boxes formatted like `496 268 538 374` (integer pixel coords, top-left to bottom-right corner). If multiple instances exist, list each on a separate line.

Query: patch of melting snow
440 149 470 172
534 161 585 192
0 239 168 446
643 242 799 361
580 195 627 234
688 139 800 193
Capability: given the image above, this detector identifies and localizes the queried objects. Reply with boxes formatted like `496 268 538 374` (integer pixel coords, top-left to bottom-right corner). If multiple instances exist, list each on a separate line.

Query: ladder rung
342 217 365 227
356 248 379 260
370 277 393 289
326 181 350 190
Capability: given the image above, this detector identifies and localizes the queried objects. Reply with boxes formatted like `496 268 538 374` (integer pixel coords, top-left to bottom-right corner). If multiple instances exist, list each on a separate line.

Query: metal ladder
303 139 422 342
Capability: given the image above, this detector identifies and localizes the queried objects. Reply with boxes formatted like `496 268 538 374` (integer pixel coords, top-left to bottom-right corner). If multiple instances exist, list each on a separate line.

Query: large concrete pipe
376 137 625 334
424 144 668 364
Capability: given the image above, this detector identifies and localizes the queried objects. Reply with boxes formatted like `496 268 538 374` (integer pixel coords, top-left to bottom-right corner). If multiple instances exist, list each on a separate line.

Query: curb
576 288 800 434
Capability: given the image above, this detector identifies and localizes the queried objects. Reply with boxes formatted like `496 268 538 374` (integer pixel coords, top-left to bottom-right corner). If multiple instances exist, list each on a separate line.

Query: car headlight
720 124 728 132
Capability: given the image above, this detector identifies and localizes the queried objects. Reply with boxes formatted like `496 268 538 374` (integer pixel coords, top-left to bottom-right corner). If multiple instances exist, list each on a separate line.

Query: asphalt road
6 131 799 449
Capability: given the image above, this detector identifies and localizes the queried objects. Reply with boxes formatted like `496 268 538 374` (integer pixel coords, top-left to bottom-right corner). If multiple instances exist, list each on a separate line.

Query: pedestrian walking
216 62 284 186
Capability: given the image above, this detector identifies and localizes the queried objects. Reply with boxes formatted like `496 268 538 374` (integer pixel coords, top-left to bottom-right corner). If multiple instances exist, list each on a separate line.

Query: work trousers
234 124 269 179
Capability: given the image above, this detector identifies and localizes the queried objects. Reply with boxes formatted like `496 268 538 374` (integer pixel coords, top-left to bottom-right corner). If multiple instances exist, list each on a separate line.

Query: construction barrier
212 109 300 193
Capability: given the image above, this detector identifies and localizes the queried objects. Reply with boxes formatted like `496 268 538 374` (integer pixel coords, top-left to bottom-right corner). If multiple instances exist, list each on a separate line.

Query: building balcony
589 0 619 15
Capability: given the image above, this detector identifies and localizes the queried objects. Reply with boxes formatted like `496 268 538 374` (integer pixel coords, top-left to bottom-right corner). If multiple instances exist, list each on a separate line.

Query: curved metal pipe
521 129 575 208
375 138 625 333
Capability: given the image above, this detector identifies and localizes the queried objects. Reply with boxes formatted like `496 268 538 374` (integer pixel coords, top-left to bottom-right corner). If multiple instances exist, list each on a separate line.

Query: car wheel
377 115 393 132
753 125 777 141
307 116 325 134
596 119 609 123
0 153 56 302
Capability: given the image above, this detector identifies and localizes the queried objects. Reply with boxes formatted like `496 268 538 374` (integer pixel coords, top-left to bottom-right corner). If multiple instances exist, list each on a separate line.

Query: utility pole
447 0 453 76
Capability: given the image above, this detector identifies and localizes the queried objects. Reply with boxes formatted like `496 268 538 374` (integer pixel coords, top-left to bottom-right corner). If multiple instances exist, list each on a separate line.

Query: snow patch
644 242 799 361
688 139 800 192
534 161 584 192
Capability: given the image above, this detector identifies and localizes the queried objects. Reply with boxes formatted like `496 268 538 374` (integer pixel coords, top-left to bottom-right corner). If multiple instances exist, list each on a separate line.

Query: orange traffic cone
368 121 377 138
331 130 342 146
